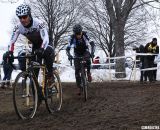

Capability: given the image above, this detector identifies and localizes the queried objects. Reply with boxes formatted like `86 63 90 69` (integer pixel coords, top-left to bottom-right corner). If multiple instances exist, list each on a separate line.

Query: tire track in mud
1 82 160 130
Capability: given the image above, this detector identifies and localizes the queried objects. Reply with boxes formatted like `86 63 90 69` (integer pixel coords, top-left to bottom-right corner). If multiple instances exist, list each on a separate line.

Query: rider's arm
66 36 72 56
84 32 95 54
39 22 49 50
90 41 95 54
9 25 20 52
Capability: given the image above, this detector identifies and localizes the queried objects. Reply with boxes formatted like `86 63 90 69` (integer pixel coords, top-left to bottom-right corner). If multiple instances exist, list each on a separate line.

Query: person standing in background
145 38 159 82
93 56 100 69
1 51 14 89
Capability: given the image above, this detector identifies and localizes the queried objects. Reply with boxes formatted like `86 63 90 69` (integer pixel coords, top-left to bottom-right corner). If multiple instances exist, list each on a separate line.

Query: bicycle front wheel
45 71 62 114
13 71 38 120
81 72 88 101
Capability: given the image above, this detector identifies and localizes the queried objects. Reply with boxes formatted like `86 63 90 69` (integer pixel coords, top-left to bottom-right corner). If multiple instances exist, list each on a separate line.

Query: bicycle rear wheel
13 71 38 119
45 71 62 114
81 72 88 101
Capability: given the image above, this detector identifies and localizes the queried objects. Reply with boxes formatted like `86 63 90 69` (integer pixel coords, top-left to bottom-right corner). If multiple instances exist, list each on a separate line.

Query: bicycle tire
45 70 62 114
13 71 38 119
81 70 88 101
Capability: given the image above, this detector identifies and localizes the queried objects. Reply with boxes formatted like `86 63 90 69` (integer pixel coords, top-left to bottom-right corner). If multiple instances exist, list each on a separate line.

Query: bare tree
102 0 160 78
124 5 150 48
29 0 80 50
80 0 149 60
81 0 115 58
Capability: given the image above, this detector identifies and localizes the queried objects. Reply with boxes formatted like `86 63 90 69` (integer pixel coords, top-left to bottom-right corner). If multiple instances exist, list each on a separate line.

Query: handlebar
69 56 93 66
69 57 84 66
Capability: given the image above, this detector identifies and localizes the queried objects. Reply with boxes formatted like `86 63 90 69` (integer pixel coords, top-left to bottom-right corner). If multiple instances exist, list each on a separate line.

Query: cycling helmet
152 38 157 41
16 4 31 17
73 24 83 34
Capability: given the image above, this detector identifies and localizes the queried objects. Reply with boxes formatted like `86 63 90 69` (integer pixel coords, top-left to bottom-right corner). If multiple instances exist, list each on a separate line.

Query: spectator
1 51 14 89
138 45 148 83
93 56 100 69
145 38 159 82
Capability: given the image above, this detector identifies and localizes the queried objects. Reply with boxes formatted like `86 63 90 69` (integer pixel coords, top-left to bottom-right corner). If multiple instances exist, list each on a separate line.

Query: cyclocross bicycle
13 54 62 120
70 57 89 101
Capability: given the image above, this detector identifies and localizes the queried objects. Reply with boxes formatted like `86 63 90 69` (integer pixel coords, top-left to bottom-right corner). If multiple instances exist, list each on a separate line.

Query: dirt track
1 82 160 130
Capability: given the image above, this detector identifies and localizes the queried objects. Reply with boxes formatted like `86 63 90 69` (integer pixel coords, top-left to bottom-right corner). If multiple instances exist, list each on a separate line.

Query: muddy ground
1 81 160 130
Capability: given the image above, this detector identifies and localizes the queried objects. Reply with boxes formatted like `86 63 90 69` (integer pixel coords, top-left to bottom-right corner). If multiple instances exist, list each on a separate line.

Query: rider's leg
83 51 91 73
84 51 92 82
74 58 81 88
43 45 55 88
43 45 54 77
74 59 81 95
86 59 92 82
31 49 42 101
31 48 42 78
86 59 91 73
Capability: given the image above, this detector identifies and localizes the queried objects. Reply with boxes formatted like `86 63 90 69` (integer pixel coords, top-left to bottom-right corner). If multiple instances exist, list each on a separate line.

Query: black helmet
73 24 82 34
152 38 157 41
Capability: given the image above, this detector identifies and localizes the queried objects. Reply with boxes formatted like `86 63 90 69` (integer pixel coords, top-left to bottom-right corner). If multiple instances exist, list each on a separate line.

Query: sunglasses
18 15 28 19
75 32 82 35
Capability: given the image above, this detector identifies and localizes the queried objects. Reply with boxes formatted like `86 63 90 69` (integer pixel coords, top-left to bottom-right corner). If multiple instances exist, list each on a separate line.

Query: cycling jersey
9 18 49 51
67 31 93 55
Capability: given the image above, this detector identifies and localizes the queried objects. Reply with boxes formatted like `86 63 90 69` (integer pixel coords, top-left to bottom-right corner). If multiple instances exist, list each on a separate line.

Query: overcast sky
0 0 160 49
0 0 23 47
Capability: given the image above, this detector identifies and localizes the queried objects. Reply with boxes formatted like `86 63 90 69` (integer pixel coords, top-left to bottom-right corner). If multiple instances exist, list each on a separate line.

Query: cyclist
66 24 95 94
8 4 54 85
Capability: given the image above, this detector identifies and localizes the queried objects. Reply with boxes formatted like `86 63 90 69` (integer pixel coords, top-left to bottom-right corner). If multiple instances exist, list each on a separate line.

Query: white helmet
16 4 31 17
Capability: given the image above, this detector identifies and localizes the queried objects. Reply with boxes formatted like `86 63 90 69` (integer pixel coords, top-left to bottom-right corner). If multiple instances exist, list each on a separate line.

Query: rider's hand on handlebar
7 51 14 63
35 48 44 57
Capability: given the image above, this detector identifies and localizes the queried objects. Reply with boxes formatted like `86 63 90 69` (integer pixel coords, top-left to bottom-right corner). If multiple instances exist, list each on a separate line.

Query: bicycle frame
15 55 47 99
70 57 87 76
28 60 47 98
13 54 62 119
70 56 88 101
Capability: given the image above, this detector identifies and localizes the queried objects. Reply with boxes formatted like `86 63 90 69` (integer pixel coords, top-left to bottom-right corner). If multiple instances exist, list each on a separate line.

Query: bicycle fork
41 66 46 97
22 77 32 107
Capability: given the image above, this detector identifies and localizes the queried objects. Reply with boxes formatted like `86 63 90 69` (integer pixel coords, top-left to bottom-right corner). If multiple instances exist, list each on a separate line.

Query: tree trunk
114 21 126 78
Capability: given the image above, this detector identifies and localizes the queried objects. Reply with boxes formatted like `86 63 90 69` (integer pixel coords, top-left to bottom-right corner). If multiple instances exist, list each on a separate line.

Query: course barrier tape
0 52 159 85
139 67 157 71
135 53 158 56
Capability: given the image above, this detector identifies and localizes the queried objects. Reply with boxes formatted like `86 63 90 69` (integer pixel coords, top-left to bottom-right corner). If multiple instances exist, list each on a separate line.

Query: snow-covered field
0 49 160 83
